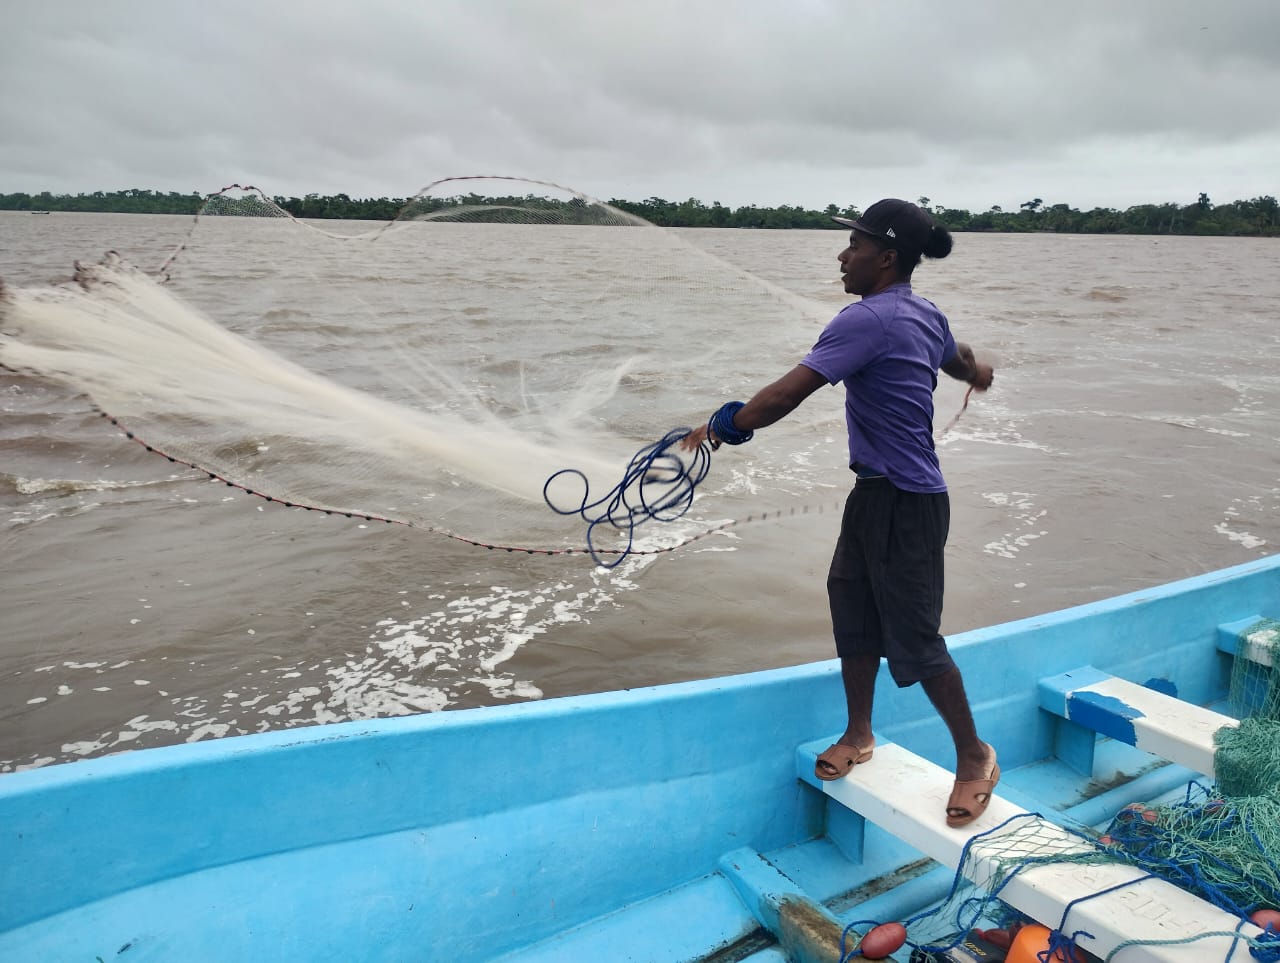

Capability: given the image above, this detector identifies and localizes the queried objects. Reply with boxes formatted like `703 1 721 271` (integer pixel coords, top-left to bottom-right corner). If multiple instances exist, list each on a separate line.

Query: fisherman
681 199 998 827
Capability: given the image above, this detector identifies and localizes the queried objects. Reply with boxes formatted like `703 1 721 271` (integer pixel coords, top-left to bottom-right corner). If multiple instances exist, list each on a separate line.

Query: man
681 199 997 828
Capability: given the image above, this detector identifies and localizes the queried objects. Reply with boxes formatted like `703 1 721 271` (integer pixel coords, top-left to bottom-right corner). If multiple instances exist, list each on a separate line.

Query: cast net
0 177 837 565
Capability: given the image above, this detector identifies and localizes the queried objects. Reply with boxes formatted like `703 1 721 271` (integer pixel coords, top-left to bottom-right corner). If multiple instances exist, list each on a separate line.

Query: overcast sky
3 0 1277 213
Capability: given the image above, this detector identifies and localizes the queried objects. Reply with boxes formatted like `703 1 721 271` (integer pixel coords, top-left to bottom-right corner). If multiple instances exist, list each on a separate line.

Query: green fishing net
1228 618 1280 722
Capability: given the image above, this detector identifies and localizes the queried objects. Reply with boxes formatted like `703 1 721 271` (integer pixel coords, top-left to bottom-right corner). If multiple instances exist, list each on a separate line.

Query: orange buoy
857 921 907 959
1252 908 1280 932
1006 923 1074 963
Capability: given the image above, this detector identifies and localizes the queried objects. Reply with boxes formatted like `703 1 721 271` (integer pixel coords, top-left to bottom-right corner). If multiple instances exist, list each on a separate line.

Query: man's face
838 230 890 296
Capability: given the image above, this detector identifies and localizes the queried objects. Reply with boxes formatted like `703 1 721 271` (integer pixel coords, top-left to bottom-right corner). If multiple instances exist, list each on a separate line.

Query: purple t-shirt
801 283 958 493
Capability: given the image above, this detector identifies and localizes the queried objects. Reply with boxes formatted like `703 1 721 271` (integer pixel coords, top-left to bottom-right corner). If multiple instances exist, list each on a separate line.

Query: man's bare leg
814 654 880 779
836 653 880 749
920 664 994 781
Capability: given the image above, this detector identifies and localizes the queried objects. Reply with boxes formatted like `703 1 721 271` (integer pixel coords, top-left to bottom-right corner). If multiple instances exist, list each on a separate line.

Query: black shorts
826 476 954 687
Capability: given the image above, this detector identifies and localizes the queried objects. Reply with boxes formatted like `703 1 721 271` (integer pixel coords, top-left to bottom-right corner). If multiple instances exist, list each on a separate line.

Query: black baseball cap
832 199 934 256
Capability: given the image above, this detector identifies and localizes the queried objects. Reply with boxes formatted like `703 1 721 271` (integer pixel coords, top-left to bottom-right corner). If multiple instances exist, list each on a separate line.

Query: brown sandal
814 741 875 781
946 757 1000 828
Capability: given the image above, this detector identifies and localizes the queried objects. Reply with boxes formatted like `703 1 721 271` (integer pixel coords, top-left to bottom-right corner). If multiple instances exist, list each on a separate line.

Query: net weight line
93 407 840 566
155 175 640 283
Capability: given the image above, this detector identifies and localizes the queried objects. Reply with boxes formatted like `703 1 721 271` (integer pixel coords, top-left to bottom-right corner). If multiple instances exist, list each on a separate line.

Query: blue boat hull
2 555 1277 961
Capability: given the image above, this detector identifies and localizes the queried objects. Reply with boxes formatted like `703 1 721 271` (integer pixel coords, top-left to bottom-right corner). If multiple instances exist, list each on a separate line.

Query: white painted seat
1217 615 1279 667
1038 665 1237 778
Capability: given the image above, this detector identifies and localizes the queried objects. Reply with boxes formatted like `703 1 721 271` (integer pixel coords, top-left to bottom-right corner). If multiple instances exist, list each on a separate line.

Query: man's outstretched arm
681 364 828 450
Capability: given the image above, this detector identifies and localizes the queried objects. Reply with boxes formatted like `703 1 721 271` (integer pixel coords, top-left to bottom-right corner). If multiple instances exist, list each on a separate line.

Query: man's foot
946 744 999 828
814 740 875 781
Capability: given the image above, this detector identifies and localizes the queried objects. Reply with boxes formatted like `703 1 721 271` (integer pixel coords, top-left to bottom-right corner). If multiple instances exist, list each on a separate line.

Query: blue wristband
709 401 753 446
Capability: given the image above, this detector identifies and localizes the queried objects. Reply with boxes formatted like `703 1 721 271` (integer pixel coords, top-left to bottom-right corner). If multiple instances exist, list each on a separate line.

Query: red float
858 921 907 959
1252 908 1280 932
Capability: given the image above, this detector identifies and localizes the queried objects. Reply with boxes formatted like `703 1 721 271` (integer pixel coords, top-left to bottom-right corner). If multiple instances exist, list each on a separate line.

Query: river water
1 210 1276 771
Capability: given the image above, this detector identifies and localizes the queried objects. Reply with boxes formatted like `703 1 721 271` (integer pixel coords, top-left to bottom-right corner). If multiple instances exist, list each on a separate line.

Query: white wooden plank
818 743 1262 962
1075 676 1237 777
1238 625 1279 668
1217 616 1278 667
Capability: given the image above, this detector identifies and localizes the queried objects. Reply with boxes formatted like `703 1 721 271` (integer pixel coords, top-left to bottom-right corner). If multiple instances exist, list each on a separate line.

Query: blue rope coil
709 401 753 446
543 428 713 568
1253 929 1280 963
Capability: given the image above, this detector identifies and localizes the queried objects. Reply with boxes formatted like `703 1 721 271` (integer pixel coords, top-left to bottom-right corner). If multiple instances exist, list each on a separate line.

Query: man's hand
970 362 994 391
680 424 715 452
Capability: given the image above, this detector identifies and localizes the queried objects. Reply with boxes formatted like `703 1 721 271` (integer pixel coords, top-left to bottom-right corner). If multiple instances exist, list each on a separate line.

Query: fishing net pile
848 625 1280 962
0 178 834 564
1079 622 1280 937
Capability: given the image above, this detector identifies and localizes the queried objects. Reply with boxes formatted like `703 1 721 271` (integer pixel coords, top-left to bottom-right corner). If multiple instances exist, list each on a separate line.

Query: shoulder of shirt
897 288 950 323
889 284 944 314
833 298 885 326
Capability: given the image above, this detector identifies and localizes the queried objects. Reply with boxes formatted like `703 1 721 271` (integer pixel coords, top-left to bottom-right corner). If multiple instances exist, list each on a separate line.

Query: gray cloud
2 0 1276 211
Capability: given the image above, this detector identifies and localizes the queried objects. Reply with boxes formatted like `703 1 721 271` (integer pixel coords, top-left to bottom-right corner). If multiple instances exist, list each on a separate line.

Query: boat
3 554 1279 962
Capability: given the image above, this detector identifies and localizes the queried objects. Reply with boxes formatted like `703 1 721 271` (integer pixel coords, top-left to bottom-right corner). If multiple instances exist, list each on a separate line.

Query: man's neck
863 277 910 298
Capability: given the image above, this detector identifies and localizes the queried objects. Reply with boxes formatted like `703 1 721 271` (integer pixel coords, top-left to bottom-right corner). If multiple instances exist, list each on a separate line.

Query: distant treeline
3 188 1278 236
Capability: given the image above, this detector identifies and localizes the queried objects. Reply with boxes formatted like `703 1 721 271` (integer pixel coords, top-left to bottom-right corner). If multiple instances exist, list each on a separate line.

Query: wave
0 471 188 496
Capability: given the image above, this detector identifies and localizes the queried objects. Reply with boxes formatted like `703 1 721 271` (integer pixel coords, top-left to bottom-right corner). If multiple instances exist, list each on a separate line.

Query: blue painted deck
2 555 1277 961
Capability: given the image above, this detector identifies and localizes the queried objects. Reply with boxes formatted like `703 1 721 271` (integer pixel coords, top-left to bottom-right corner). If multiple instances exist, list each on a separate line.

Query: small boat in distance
2 554 1278 962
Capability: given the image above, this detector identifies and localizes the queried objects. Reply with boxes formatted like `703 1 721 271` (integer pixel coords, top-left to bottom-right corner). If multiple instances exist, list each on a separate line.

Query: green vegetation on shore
2 188 1277 236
